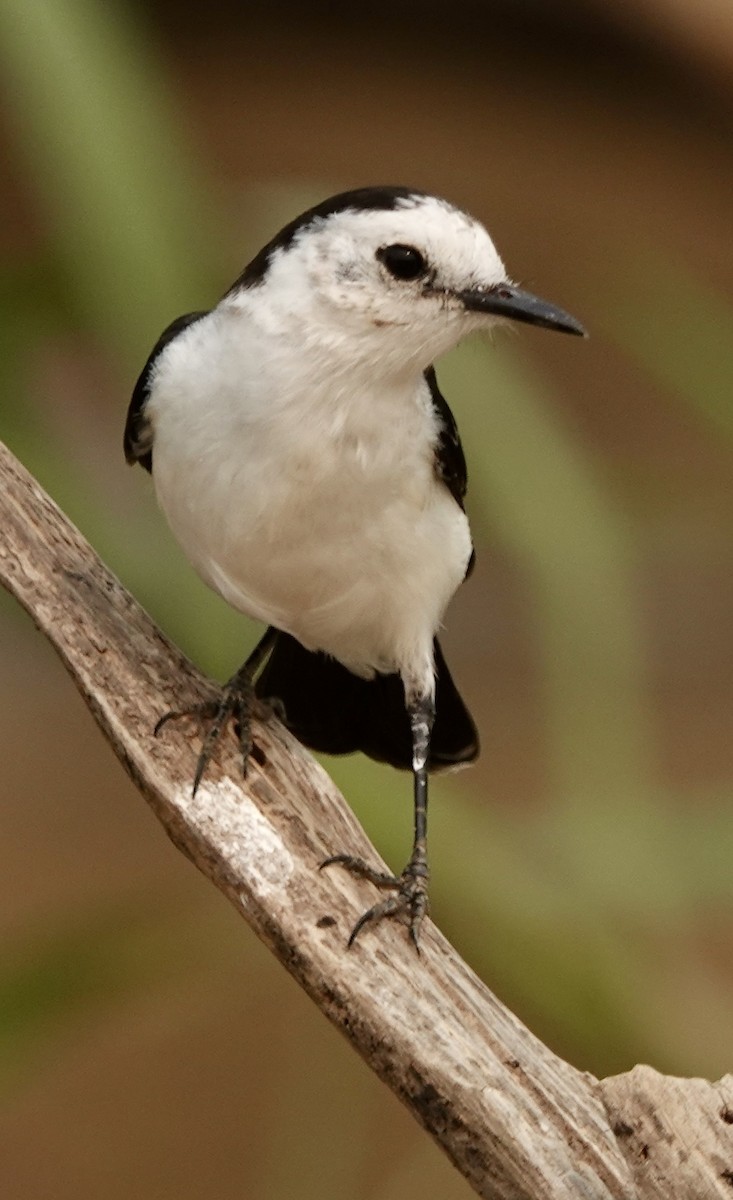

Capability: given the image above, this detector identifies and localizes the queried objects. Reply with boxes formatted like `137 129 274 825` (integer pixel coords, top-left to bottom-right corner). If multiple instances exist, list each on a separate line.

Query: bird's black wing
424 365 475 577
124 311 209 473
424 365 467 508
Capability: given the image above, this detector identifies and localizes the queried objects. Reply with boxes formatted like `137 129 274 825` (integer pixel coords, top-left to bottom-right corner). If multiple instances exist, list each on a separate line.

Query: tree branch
1 437 731 1199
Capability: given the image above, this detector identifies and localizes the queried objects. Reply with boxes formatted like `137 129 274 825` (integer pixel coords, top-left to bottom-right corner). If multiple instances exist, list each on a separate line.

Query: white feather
146 194 507 699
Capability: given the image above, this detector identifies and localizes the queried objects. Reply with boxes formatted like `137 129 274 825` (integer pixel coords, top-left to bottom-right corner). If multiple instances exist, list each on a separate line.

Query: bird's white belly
152 417 472 682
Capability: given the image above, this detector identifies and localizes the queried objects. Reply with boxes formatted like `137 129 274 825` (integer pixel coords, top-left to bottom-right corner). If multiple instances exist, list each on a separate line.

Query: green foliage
603 251 733 442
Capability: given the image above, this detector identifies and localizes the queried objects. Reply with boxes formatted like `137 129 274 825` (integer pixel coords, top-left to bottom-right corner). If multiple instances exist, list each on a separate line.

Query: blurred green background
1 1 733 1196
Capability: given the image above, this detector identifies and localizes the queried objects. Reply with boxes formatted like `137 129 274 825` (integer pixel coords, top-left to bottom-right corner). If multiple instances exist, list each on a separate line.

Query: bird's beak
457 282 586 337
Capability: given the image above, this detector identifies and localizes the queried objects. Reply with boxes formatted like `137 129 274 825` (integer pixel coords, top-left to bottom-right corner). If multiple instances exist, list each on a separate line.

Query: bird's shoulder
424 366 475 578
424 366 468 510
124 311 209 472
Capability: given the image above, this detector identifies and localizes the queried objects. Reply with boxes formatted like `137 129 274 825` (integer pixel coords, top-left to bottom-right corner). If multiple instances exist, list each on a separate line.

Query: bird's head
224 187 584 374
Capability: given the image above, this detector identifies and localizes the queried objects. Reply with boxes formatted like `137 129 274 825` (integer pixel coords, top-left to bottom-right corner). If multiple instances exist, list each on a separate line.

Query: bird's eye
377 244 427 281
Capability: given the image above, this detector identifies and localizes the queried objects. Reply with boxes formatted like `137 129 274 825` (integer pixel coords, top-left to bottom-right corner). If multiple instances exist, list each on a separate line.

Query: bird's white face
300 195 507 325
228 195 507 371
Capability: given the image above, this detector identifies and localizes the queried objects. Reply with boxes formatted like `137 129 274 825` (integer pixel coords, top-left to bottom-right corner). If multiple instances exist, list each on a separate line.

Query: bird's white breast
146 307 472 689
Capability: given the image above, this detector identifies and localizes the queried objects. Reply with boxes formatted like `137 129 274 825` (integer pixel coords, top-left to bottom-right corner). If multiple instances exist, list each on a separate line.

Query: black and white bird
124 186 584 948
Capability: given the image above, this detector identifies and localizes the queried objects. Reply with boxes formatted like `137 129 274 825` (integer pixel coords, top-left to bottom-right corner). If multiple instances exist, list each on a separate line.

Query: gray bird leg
322 694 435 950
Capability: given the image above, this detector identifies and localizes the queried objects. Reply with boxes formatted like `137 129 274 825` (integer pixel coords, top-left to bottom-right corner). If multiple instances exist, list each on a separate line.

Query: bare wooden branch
1 436 731 1199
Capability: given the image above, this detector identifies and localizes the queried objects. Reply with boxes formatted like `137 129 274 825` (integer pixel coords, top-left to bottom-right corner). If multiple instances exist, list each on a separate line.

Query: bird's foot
154 665 256 795
320 853 429 951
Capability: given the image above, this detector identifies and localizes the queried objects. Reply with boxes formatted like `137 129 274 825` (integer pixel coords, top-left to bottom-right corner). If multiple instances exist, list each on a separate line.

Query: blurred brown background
1 2 733 1197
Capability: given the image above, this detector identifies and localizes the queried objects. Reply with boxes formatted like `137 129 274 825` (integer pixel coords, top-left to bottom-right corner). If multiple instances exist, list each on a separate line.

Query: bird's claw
321 854 429 950
153 699 220 738
154 675 255 794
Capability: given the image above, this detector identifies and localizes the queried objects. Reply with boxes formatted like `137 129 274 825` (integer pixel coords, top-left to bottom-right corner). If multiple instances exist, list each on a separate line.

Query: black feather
425 365 475 578
425 365 467 509
255 630 478 772
124 311 209 472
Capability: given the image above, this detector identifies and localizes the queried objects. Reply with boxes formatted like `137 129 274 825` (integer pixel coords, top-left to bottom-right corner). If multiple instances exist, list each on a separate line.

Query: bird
124 186 584 950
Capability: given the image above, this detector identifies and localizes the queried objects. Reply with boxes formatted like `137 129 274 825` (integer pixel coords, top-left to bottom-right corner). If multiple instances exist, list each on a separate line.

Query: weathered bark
0 438 731 1199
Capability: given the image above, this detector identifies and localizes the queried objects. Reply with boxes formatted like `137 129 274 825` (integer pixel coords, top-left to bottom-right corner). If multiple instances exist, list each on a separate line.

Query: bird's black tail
254 629 478 772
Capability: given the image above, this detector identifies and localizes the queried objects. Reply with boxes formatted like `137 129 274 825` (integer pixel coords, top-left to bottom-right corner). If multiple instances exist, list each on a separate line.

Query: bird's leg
154 627 277 794
322 694 435 951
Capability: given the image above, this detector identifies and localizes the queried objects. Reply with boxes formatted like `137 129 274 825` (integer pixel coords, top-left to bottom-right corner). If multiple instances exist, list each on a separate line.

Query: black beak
458 282 586 337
